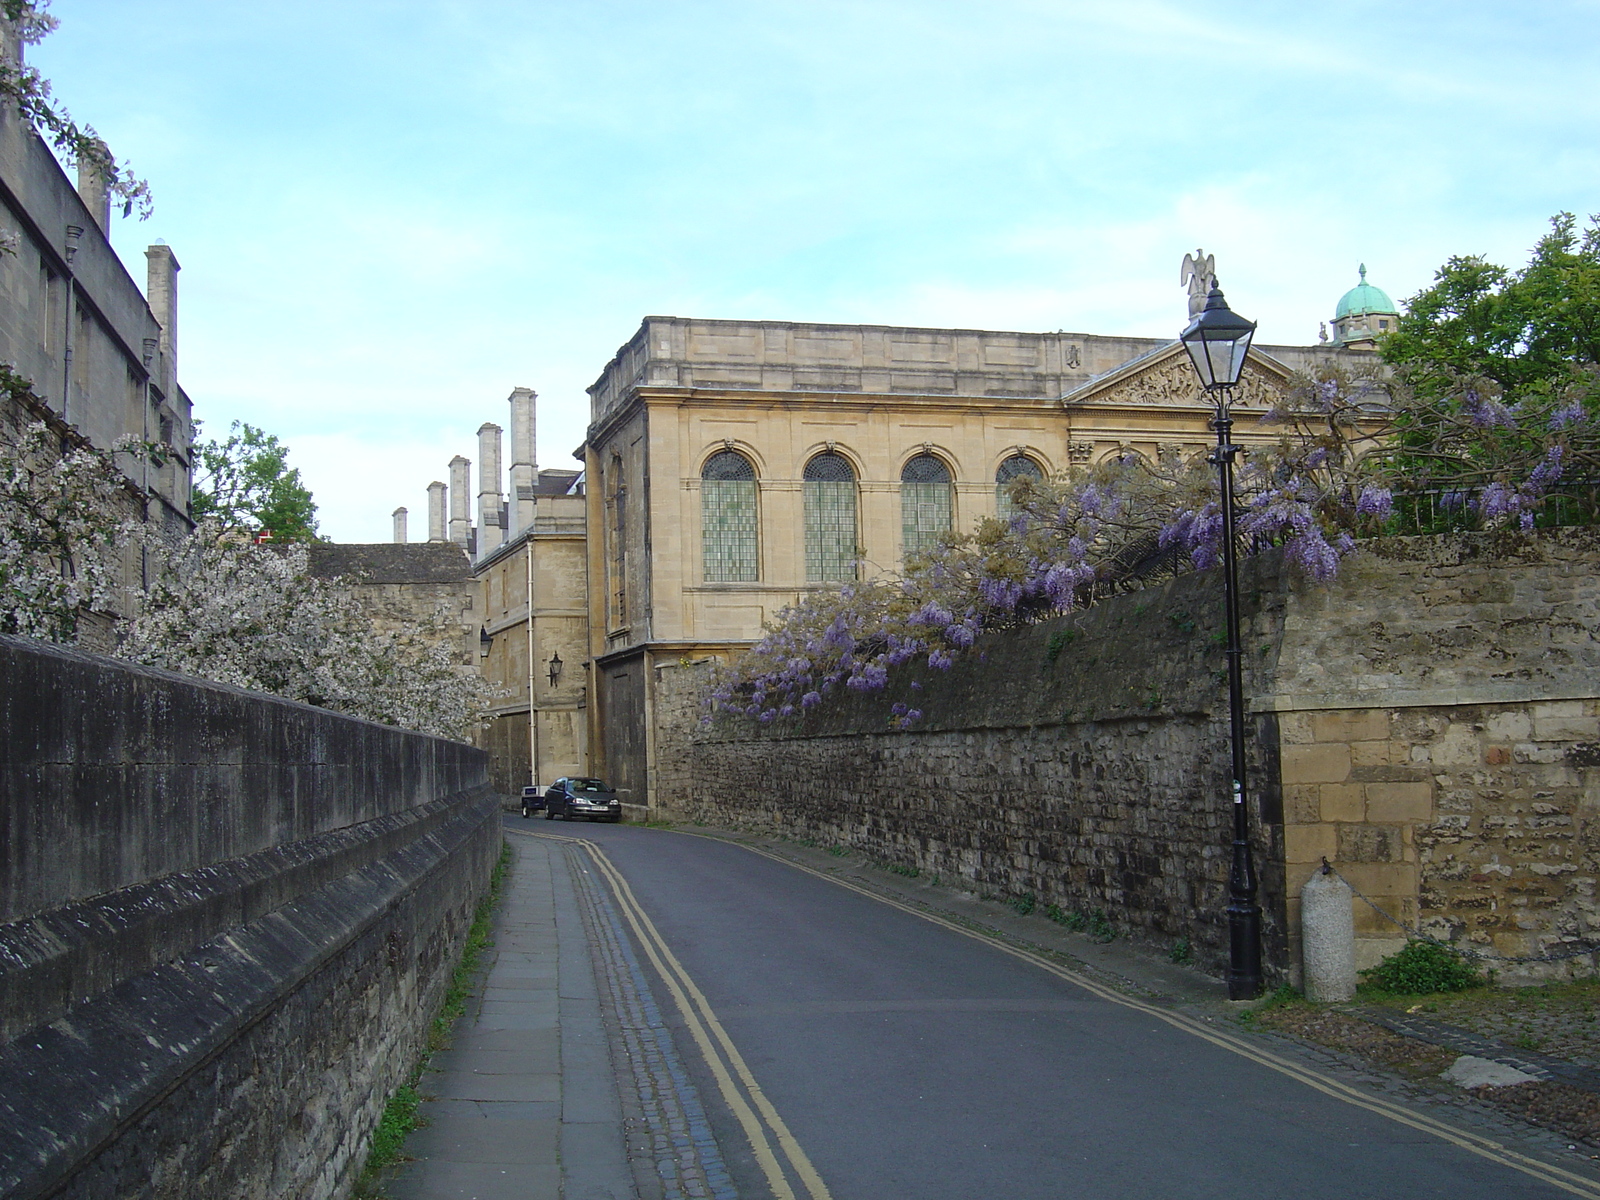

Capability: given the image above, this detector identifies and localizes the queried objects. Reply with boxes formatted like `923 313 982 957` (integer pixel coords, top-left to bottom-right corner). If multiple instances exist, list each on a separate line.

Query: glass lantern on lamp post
1179 280 1263 1001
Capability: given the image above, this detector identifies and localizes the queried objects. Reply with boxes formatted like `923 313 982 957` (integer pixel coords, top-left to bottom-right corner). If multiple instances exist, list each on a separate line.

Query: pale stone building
577 315 1376 815
405 389 590 794
0 23 192 543
397 273 1392 812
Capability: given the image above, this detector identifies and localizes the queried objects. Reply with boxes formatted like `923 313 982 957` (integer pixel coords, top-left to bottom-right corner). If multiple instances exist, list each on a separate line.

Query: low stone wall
685 530 1600 986
0 636 499 1199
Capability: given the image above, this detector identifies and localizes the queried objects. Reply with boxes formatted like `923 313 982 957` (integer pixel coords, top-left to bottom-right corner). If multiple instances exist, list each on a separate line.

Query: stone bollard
1301 866 1356 1002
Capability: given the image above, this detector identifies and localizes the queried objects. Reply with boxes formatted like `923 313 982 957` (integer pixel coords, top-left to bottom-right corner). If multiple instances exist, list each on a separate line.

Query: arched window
803 451 857 582
994 454 1043 521
901 453 952 561
701 450 758 582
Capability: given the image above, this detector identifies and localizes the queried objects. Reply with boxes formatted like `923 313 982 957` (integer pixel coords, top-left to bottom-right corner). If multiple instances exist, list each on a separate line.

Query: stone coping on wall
0 790 500 1199
1258 684 1600 714
0 787 490 1045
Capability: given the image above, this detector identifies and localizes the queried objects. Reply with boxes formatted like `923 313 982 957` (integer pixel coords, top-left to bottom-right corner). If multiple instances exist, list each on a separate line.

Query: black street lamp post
1179 280 1264 1001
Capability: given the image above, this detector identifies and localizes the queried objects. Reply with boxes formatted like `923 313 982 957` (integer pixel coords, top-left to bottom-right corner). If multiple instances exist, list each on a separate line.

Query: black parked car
543 777 622 822
520 786 545 818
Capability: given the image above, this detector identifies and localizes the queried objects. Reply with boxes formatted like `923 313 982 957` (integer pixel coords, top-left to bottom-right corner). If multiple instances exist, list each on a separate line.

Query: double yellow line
521 824 1600 1200
706 834 1600 1200
521 830 832 1200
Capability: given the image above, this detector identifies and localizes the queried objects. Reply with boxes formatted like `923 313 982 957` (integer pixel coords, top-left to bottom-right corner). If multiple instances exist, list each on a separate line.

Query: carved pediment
1065 347 1290 410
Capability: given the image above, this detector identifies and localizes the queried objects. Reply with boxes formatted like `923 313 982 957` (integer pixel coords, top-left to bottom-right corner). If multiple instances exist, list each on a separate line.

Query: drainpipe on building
61 225 82 429
526 531 539 789
140 337 159 589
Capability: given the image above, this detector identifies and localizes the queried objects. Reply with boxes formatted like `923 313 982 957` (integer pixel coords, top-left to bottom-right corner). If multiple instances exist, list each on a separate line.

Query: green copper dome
1334 264 1398 320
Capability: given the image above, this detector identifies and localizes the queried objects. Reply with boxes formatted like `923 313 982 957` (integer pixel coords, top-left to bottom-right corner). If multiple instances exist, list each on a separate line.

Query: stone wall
687 530 1600 986
0 635 499 1199
687 552 1295 982
1270 531 1600 979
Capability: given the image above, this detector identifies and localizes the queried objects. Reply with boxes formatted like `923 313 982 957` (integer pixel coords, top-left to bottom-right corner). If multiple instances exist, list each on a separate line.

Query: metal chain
1320 860 1600 965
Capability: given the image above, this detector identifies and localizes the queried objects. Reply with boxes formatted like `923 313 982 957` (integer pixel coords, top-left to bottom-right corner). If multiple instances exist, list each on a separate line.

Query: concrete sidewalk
386 834 634 1200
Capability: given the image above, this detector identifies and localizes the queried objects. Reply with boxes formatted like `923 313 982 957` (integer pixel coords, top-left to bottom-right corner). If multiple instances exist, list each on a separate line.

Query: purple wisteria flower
1550 402 1587 431
1356 484 1394 518
1527 445 1564 492
1463 389 1518 429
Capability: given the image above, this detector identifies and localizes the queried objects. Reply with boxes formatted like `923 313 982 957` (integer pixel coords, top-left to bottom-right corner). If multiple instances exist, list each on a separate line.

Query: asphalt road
516 818 1596 1200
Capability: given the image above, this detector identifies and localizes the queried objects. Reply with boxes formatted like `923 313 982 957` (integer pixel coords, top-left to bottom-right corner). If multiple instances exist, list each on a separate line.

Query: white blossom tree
0 417 137 641
119 524 496 740
0 390 493 739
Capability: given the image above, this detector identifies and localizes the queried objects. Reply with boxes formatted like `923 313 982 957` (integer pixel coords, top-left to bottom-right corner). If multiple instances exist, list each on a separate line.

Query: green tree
1385 211 1600 394
1374 212 1600 530
190 421 321 542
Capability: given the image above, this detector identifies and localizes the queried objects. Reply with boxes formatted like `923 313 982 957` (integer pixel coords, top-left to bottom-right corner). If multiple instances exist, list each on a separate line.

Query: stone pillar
144 243 180 398
392 507 408 543
76 148 111 236
477 423 504 556
508 387 538 536
449 456 472 546
1301 868 1356 1002
427 481 447 541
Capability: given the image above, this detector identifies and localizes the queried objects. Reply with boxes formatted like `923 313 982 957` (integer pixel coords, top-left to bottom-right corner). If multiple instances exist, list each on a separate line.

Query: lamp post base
1227 897 1264 1000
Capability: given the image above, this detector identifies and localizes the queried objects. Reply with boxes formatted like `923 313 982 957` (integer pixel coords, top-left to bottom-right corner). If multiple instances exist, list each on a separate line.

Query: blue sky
27 0 1600 541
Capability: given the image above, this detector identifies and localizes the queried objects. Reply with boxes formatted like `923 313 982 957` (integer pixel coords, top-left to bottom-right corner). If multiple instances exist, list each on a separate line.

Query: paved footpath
387 833 636 1200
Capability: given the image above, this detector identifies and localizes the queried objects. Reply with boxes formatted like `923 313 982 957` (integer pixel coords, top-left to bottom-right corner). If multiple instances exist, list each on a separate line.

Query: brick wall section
0 635 499 1199
689 530 1600 986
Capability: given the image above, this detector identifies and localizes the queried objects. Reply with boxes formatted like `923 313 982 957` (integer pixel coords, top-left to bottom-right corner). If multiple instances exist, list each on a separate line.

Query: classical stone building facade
577 315 1376 814
394 271 1397 810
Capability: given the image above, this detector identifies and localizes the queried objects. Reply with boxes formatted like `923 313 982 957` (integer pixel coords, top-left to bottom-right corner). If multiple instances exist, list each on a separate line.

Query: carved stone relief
1093 355 1284 409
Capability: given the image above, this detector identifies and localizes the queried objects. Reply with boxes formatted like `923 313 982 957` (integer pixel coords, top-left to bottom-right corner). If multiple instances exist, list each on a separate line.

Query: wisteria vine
707 362 1598 730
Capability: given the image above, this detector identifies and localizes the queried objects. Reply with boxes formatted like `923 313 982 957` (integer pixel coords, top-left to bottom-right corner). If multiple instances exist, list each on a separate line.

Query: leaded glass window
901 453 952 562
803 452 857 582
995 454 1043 521
702 450 758 582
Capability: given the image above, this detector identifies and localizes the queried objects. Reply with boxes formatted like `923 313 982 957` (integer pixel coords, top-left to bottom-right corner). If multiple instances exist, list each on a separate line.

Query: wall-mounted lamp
479 626 492 656
547 652 563 686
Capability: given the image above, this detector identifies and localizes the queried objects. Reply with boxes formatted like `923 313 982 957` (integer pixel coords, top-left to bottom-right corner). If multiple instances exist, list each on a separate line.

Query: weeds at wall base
1046 903 1116 943
354 839 512 1198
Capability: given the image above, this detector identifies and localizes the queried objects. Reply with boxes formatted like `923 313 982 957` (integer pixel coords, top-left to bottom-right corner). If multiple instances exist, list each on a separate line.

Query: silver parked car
543 777 622 822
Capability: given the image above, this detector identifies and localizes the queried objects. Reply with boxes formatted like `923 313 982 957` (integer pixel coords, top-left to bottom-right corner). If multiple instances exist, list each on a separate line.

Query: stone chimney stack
392 507 408 543
427 481 447 541
448 455 472 546
507 387 537 536
76 149 111 236
477 423 505 556
144 243 180 398
1 12 24 70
